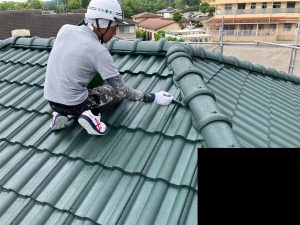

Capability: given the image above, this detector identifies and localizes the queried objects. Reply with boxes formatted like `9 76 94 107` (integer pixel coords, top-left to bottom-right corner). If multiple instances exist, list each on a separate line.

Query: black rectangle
198 149 299 225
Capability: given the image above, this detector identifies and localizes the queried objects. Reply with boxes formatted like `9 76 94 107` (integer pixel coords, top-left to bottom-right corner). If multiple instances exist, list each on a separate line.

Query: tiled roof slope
1 33 299 223
0 9 84 39
0 37 199 225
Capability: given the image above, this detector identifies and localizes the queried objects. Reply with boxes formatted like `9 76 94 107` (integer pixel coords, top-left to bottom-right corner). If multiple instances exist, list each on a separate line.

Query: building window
251 3 256 9
284 23 292 31
287 2 296 8
225 4 232 10
119 26 134 34
238 3 246 9
258 24 264 30
270 24 277 30
224 25 235 30
262 2 267 8
273 2 281 8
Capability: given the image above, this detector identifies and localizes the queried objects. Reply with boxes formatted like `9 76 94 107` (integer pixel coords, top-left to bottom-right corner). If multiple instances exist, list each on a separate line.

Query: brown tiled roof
137 18 177 30
0 9 84 39
131 12 161 19
205 16 299 24
119 18 136 26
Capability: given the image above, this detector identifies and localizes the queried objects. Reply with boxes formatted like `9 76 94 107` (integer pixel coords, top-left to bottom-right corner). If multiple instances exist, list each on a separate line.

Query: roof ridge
0 37 13 49
192 45 300 84
166 43 241 148
2 37 299 85
0 37 55 50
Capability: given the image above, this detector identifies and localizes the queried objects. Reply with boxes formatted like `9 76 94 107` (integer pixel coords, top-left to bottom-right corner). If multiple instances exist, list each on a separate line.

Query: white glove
154 91 173 105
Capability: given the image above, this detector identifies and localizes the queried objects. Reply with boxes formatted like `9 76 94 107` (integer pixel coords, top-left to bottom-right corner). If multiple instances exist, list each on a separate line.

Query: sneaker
78 110 106 135
51 112 68 130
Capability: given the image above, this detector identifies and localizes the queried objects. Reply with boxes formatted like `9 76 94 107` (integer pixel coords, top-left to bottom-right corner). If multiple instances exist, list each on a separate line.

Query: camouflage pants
49 85 124 117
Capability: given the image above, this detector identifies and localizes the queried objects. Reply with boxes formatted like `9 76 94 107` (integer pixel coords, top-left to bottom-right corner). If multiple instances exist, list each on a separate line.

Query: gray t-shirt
44 24 121 105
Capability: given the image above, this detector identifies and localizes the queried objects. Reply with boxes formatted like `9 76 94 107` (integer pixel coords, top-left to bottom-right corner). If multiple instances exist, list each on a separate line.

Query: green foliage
87 74 104 89
200 2 215 15
199 2 209 13
174 0 184 11
154 30 165 41
0 1 25 10
172 10 182 22
166 36 184 42
136 29 146 40
81 0 90 8
67 0 81 10
144 0 168 12
194 21 203 27
123 0 146 17
25 0 42 9
207 5 215 16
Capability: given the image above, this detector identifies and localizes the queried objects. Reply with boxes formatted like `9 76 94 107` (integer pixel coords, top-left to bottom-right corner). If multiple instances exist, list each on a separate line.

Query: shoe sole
78 117 105 135
51 116 68 130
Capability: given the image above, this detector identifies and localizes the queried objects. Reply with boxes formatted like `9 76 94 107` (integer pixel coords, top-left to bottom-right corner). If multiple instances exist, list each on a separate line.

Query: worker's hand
154 91 173 105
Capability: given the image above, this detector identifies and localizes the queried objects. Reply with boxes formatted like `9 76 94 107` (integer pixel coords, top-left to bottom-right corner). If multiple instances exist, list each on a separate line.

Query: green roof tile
1 35 300 223
0 37 202 224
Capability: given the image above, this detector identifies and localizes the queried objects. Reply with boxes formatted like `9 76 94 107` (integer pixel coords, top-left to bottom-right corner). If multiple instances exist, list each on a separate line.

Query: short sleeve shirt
44 24 119 105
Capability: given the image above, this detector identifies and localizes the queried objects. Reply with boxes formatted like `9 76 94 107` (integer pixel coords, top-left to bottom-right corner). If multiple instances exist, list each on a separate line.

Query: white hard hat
85 0 125 24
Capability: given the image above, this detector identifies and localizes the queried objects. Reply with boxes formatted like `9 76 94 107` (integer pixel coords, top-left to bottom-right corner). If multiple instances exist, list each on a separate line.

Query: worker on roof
44 0 173 135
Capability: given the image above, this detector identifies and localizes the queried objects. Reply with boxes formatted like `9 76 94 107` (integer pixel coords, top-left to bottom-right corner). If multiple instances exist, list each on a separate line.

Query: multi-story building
204 0 300 42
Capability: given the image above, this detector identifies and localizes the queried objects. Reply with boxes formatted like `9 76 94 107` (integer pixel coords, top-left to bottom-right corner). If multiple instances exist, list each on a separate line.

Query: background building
136 17 181 40
204 0 300 42
0 9 136 40
156 7 176 19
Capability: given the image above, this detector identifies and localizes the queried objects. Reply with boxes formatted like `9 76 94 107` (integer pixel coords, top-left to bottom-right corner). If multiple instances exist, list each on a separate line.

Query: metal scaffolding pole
220 16 224 55
288 17 300 75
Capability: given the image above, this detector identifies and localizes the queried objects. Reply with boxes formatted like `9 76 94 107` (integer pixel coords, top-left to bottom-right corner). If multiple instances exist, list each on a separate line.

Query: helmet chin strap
96 19 112 44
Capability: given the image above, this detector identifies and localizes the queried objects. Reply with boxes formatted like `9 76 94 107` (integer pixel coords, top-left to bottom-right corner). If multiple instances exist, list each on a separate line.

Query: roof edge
0 37 13 49
2 37 297 84
192 46 300 83
1 36 55 50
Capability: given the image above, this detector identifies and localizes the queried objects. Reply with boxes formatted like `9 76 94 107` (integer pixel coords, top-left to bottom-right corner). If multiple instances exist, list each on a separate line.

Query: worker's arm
106 75 173 104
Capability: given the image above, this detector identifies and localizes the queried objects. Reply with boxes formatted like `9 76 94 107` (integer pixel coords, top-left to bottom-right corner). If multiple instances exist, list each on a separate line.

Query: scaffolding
217 16 300 76
186 16 300 76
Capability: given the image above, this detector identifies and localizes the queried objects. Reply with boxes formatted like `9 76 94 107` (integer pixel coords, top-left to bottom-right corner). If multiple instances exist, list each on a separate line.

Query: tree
67 0 81 10
200 2 210 13
200 2 215 15
154 30 165 41
82 0 90 8
123 0 146 17
207 5 215 16
136 29 146 40
174 0 184 11
0 1 25 10
25 0 42 9
172 10 182 22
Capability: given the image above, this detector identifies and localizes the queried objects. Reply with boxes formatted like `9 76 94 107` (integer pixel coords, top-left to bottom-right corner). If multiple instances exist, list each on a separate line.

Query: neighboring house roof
0 36 198 225
0 9 84 39
118 18 136 26
157 7 176 13
131 12 161 19
138 18 178 30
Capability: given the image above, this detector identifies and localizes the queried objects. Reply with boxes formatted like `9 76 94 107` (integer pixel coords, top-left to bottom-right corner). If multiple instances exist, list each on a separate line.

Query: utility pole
220 16 224 55
288 16 300 75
